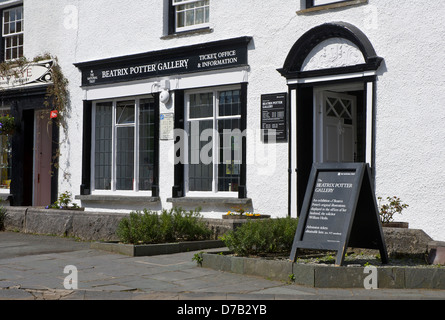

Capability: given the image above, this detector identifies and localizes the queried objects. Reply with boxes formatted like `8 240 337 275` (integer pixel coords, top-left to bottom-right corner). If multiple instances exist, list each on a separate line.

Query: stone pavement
0 231 444 301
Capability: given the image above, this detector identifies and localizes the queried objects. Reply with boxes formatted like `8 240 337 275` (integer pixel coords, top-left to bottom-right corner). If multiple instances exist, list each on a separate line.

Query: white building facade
1 0 444 240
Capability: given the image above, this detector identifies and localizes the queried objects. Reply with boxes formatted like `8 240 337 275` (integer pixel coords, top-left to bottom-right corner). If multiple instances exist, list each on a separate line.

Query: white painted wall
18 0 445 240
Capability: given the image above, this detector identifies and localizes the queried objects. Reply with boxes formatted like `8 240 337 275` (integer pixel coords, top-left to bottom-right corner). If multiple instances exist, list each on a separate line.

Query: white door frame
314 88 358 163
288 79 375 218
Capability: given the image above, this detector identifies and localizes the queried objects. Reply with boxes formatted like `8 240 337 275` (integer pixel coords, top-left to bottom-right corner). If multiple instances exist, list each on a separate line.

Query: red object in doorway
50 110 58 119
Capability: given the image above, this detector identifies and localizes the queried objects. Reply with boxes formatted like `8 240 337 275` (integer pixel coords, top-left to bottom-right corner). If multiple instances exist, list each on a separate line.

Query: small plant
0 206 8 231
378 196 409 224
192 252 204 266
228 205 246 216
222 217 299 256
0 115 15 135
116 207 212 244
46 191 80 210
288 273 296 283
225 205 266 218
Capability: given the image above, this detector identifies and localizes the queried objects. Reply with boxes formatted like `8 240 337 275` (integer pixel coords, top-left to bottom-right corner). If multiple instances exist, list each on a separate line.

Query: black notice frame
289 163 388 266
261 93 287 143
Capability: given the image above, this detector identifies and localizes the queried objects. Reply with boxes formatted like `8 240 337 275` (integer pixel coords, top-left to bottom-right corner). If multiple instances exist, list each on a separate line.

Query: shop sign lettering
0 60 54 90
78 38 250 86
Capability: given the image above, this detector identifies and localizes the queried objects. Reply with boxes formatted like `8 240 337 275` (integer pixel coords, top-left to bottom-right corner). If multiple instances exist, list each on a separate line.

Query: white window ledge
297 0 368 14
75 194 160 203
167 197 251 206
161 27 213 40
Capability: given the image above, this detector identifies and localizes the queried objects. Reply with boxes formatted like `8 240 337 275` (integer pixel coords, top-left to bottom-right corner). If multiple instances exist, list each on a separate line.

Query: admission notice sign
290 163 388 266
261 93 287 143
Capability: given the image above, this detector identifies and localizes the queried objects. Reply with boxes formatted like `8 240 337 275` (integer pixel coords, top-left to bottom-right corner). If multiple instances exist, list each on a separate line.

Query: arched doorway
278 22 384 217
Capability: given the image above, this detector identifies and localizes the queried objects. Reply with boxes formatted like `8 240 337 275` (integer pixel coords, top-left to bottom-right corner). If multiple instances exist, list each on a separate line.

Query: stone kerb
200 251 445 290
4 207 127 241
3 207 242 242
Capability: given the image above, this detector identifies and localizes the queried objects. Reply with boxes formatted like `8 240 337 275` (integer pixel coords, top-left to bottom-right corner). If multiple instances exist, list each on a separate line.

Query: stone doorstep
91 240 226 257
200 252 445 290
428 241 445 265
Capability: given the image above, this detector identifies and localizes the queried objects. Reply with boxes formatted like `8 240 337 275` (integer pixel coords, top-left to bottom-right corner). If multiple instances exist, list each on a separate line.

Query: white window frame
172 0 210 33
91 95 155 196
311 0 348 6
2 5 23 61
184 85 241 198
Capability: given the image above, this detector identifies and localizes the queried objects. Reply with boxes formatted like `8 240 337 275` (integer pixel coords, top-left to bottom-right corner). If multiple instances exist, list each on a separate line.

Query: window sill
75 194 160 203
161 27 213 40
297 0 368 14
167 197 252 206
0 194 11 201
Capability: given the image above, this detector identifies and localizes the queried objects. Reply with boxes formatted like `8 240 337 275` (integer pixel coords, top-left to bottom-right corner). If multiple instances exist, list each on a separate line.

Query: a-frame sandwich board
290 163 388 266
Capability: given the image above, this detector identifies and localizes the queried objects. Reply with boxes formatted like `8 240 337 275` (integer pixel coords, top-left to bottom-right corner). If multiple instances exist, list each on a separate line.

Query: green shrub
221 217 298 256
116 207 212 244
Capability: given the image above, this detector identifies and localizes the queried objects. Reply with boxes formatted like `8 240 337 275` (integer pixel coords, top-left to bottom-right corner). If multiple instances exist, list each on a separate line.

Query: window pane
177 11 185 28
116 127 134 190
219 90 241 116
205 6 209 23
188 120 213 191
116 100 135 124
94 102 112 190
189 92 213 118
195 7 204 24
139 98 155 191
185 9 194 26
218 119 241 192
16 8 22 21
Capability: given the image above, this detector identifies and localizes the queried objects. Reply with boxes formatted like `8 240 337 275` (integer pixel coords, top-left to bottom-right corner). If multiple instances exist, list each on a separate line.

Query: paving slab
0 231 445 300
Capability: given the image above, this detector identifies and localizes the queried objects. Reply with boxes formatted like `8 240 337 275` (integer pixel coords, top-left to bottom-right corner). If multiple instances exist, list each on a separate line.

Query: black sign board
75 37 251 87
290 163 388 266
261 93 287 142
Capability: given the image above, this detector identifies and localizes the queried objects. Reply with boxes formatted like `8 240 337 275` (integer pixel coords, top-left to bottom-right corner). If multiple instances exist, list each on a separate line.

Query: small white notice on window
160 113 174 140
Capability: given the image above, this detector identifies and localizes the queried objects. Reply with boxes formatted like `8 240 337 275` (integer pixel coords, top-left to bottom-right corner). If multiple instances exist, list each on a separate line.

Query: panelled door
33 110 53 206
316 91 357 163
